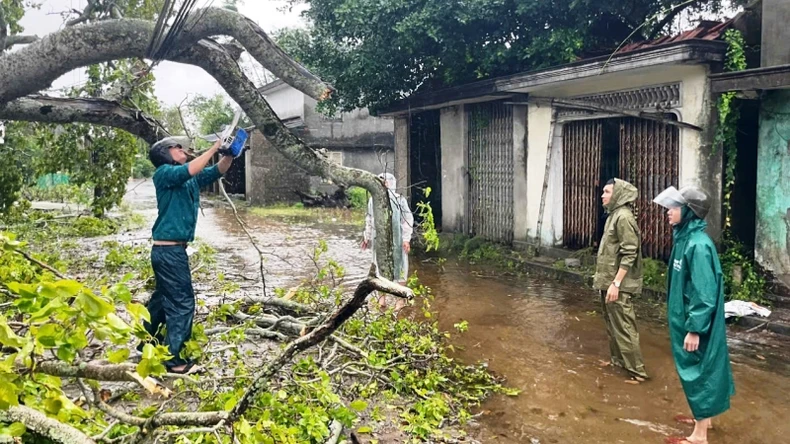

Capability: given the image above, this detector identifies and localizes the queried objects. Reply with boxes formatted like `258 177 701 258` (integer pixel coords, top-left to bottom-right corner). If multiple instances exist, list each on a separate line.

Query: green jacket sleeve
615 215 639 270
684 243 718 334
195 165 223 188
153 164 191 189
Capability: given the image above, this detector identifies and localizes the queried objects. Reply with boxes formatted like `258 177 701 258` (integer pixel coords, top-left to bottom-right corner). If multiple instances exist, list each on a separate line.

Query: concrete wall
394 117 410 199
440 105 467 232
246 130 310 205
762 0 790 67
303 97 394 146
755 89 790 282
524 64 720 245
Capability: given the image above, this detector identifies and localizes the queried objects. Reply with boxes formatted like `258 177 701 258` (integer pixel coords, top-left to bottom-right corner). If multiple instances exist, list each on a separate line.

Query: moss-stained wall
756 89 790 278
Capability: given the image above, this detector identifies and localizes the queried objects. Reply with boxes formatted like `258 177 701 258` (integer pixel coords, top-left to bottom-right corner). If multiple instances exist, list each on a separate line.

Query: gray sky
18 0 307 105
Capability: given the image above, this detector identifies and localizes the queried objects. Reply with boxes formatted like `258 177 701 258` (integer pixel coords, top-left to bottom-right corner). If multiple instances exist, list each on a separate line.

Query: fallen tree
0 5 395 279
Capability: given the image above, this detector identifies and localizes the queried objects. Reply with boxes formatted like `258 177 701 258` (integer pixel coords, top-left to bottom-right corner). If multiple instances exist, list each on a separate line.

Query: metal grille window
466 101 514 243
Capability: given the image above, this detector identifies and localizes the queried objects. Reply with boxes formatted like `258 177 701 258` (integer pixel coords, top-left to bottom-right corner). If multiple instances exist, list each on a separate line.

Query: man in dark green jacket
654 185 734 444
142 136 233 374
593 178 648 381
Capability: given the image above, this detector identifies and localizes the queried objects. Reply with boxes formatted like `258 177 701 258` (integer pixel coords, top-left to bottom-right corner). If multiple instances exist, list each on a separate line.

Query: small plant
720 235 766 304
642 258 668 291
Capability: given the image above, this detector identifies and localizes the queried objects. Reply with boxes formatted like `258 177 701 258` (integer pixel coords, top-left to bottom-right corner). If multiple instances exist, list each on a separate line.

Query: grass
249 203 365 225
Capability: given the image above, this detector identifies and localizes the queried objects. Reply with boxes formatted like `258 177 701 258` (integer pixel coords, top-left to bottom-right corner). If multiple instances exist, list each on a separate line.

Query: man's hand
684 332 700 352
605 283 620 303
361 240 369 250
402 241 411 254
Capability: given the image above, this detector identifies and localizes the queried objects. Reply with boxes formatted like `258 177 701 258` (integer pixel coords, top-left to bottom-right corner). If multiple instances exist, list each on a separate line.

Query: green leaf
127 302 151 323
137 359 152 378
357 426 373 434
0 380 20 409
76 291 113 318
349 400 368 412
43 397 64 415
142 343 156 360
107 349 130 364
106 313 130 333
35 323 61 347
57 345 76 362
5 422 26 437
0 317 24 348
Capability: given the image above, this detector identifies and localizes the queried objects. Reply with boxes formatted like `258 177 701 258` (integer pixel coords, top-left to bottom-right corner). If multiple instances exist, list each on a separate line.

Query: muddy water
124 180 790 444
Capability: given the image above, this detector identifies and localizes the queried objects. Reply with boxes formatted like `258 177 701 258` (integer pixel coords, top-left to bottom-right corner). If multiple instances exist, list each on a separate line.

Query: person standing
361 173 413 310
142 137 233 374
593 178 649 381
654 185 734 444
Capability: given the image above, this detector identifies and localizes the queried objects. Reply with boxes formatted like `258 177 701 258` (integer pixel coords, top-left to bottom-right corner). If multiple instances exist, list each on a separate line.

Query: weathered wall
755 89 790 280
440 105 467 232
523 64 720 245
512 105 529 242
524 104 563 246
246 130 310 205
394 116 410 199
762 0 790 67
303 97 395 147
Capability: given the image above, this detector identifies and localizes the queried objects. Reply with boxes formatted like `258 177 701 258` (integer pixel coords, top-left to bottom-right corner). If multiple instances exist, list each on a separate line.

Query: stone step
733 307 790 336
764 292 790 310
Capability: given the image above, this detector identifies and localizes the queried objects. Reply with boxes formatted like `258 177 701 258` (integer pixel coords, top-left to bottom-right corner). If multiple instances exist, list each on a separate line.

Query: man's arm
607 216 640 302
217 154 233 175
188 139 222 176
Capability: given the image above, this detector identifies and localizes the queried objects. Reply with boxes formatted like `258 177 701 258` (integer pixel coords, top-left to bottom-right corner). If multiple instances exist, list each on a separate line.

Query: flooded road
125 179 790 444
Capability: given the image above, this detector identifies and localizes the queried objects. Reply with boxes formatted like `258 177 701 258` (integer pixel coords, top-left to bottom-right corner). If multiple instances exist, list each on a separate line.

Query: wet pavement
124 179 790 444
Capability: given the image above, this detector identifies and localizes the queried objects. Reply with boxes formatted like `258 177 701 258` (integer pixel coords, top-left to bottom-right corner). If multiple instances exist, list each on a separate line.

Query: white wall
263 85 305 121
523 64 714 246
440 105 467 232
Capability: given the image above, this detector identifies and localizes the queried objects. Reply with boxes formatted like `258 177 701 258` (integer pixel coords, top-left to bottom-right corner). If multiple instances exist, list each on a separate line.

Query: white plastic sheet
724 300 772 319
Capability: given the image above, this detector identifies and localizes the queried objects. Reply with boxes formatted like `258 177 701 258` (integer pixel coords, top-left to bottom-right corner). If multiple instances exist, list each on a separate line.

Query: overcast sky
18 0 307 105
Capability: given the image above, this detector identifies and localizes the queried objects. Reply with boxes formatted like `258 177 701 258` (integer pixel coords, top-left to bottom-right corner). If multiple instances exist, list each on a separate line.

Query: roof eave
379 39 727 117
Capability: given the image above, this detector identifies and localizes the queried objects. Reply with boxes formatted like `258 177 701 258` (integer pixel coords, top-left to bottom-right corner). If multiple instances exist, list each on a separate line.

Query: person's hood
605 178 638 212
379 173 396 190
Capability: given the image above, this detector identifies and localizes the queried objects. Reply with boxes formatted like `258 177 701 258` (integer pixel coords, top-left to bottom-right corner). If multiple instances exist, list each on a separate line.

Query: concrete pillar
440 105 468 233
512 105 528 242
394 116 410 200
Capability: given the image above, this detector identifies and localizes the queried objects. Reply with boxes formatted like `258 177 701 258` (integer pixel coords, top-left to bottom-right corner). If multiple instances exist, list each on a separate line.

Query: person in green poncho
653 186 735 444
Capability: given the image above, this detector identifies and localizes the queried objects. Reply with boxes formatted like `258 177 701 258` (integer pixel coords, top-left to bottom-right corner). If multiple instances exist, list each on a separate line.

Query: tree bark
1 34 38 50
0 405 96 444
0 96 166 143
0 13 396 278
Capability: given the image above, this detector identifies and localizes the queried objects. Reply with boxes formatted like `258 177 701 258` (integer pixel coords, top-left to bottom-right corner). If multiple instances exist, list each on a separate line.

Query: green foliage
0 0 26 36
642 258 668 292
713 30 765 303
415 187 440 252
188 94 251 148
278 0 737 113
0 122 41 215
346 186 368 210
21 183 93 206
720 234 766 304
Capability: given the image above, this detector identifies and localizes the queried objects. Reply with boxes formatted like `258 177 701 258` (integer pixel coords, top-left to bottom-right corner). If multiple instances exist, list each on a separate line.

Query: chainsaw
216 108 249 158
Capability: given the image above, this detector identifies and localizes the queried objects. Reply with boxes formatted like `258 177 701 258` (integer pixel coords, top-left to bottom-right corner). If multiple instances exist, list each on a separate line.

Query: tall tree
278 0 745 113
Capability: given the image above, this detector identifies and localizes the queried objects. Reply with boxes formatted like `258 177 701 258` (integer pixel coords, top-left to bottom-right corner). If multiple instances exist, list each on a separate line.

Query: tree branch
0 405 96 444
0 10 395 279
1 34 38 50
231 265 412 418
647 0 702 40
0 7 330 105
0 95 167 144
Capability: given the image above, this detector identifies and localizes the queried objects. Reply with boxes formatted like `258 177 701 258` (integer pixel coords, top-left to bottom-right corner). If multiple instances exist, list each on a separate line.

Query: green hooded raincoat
667 209 735 419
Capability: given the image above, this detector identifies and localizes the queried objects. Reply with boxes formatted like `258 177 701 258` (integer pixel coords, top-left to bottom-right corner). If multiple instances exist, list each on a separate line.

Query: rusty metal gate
619 117 679 260
562 120 603 250
467 101 514 243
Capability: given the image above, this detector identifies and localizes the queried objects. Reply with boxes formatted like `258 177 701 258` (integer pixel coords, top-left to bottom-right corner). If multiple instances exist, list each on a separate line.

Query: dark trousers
144 245 195 368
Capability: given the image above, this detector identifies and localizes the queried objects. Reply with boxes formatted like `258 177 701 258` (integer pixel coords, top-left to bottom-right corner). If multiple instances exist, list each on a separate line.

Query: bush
132 156 156 179
346 186 368 210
